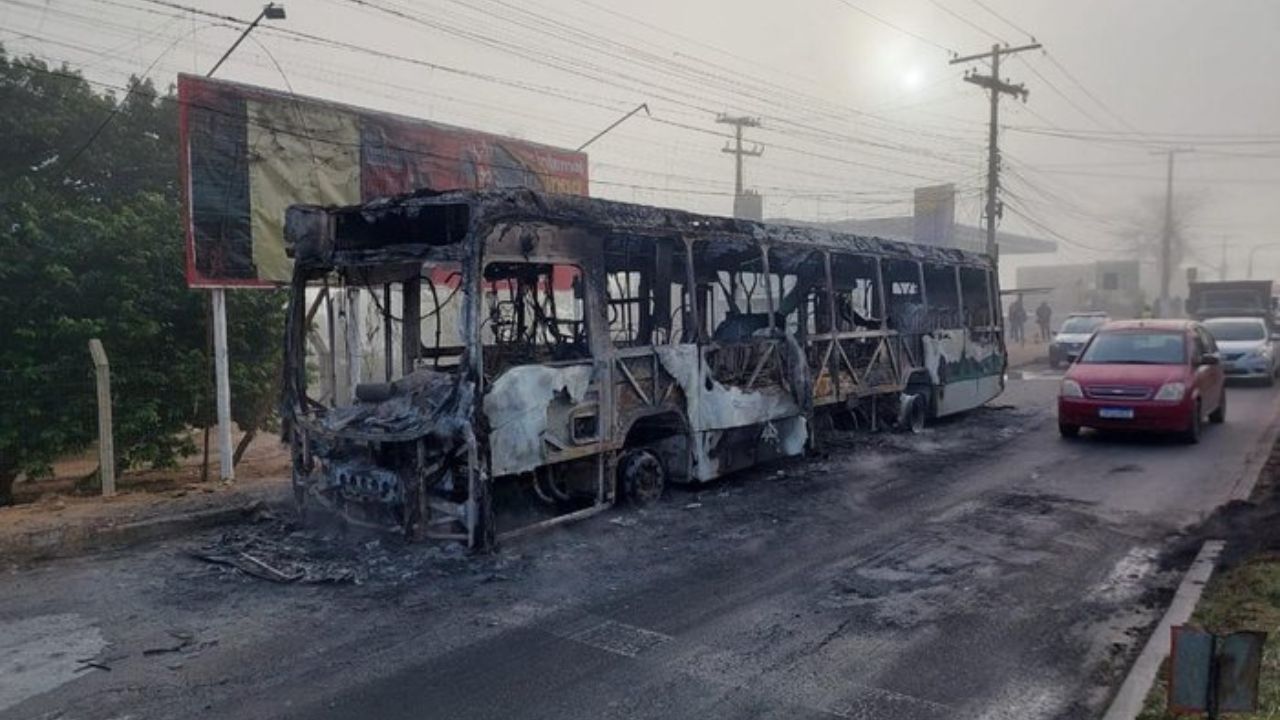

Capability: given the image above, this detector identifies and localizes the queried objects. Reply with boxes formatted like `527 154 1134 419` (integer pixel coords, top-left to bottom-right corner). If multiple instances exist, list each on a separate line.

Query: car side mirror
1201 353 1220 366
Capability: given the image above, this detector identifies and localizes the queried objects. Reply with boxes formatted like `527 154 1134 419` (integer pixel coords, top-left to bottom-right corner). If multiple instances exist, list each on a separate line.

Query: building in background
734 189 763 221
1015 260 1145 323
775 183 1057 256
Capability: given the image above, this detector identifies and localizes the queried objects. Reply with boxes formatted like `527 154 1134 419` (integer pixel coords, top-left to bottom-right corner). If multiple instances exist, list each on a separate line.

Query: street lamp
1248 244 1278 279
206 3 287 78
205 2 285 482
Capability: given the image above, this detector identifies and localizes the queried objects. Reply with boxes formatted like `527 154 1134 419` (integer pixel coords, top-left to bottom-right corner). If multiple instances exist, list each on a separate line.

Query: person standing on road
1036 300 1053 343
1009 296 1027 345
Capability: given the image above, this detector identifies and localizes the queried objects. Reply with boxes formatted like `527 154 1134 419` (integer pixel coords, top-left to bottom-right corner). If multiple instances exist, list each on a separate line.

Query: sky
3 0 1279 286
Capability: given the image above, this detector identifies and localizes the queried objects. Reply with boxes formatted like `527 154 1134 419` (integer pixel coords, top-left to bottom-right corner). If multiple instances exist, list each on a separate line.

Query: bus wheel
898 393 927 433
618 448 666 507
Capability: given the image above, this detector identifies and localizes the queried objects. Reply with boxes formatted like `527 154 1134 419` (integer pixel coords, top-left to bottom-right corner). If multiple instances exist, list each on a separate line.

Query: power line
336 0 982 166
9 57 969 210
1039 51 1143 135
1014 56 1114 131
965 0 1035 40
64 0 989 167
1005 125 1280 143
1002 202 1122 255
828 0 956 55
11 0 986 193
56 26 194 172
925 0 1006 44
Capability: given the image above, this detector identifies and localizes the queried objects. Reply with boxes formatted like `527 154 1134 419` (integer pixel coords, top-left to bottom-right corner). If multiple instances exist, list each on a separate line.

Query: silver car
1203 316 1279 385
1049 313 1109 369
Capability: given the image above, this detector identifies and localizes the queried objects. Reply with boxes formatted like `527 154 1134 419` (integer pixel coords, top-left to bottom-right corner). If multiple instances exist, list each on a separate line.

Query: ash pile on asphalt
1162 441 1280 571
186 514 504 587
182 404 1036 590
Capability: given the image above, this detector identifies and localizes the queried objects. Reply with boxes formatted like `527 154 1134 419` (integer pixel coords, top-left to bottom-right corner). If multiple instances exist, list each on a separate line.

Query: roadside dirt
10 430 289 505
1161 437 1280 571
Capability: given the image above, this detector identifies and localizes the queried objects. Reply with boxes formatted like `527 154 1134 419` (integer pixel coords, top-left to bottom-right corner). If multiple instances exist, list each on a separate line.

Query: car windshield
1205 319 1266 342
1060 316 1105 334
1078 331 1185 365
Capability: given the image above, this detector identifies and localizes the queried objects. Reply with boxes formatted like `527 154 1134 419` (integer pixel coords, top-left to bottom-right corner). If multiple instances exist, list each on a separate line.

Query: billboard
178 74 590 287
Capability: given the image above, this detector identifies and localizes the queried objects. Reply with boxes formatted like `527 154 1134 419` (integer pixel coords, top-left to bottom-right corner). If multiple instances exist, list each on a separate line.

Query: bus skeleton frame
282 188 1006 549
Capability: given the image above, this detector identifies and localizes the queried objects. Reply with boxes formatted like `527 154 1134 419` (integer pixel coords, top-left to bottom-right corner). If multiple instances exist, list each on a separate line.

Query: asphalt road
3 369 1279 720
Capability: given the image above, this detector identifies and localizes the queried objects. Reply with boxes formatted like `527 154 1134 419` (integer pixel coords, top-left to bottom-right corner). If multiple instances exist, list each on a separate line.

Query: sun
900 67 925 92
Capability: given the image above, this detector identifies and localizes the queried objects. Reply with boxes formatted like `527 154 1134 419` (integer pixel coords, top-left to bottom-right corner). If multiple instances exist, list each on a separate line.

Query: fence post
88 339 115 498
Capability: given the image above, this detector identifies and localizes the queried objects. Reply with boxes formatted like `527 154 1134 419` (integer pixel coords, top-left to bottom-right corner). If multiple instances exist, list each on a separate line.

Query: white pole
346 287 363 394
212 288 234 481
88 339 115 497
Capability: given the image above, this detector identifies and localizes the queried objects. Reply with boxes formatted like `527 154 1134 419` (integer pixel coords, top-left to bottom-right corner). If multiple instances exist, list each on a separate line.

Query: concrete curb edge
1100 540 1224 720
1101 401 1280 719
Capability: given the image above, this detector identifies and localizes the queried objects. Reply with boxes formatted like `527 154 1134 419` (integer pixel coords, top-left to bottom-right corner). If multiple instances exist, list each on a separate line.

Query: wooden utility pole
951 43 1041 259
716 114 763 219
1155 148 1193 314
88 339 115 498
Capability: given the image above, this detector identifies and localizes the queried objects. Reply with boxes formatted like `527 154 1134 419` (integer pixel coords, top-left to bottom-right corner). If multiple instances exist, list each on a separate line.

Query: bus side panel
692 416 808 481
923 328 1006 417
655 343 807 482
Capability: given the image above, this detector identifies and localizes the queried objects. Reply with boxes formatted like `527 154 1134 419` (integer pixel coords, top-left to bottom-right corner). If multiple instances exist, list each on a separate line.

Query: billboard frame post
212 288 234 481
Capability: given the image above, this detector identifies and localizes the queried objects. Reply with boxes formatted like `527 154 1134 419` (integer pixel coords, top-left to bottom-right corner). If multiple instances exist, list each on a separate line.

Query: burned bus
281 189 1005 548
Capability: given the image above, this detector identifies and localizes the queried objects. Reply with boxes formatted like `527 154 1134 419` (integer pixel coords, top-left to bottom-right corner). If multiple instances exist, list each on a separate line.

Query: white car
1203 316 1279 385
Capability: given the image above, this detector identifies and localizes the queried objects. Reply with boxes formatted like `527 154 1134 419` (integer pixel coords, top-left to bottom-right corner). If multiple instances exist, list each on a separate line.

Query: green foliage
228 288 287 443
0 49 285 504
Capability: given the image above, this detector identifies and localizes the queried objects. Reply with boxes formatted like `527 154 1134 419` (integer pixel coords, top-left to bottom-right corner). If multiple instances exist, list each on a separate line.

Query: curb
1101 402 1280 719
1101 540 1224 720
1007 354 1047 370
4 501 264 563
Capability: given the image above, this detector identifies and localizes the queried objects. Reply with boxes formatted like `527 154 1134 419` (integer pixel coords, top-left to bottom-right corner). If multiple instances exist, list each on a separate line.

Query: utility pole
1154 148 1192 315
716 114 763 220
951 43 1041 259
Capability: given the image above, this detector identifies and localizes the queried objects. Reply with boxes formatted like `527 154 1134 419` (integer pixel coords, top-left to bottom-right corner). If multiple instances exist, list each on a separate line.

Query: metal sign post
1169 625 1266 716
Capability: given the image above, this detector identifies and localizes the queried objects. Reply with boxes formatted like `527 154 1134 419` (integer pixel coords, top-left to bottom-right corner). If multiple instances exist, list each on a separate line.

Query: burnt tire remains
618 448 666 507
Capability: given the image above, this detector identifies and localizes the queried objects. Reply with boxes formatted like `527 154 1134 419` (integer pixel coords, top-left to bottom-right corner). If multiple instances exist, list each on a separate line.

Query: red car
1057 320 1226 443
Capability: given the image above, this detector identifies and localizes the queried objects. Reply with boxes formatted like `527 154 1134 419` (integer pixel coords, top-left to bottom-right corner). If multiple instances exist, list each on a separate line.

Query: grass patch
1137 553 1280 719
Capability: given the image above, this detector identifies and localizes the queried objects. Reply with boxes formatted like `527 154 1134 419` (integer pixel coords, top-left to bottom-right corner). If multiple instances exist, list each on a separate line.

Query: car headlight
1154 382 1186 401
1248 346 1273 360
1060 379 1084 398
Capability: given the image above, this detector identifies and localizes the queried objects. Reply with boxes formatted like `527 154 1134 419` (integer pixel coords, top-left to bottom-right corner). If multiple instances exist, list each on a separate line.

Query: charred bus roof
284 188 995 274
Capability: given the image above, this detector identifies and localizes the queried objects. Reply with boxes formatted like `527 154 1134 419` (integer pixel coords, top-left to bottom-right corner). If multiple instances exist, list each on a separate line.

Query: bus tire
898 393 926 433
618 448 666 507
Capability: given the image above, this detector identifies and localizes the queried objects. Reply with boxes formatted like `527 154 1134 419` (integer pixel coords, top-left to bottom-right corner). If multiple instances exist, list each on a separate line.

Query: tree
1117 193 1204 283
228 289 288 466
0 49 285 505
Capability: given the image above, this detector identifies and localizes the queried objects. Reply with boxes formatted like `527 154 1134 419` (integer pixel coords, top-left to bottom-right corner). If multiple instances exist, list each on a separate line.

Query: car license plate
1098 407 1134 419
